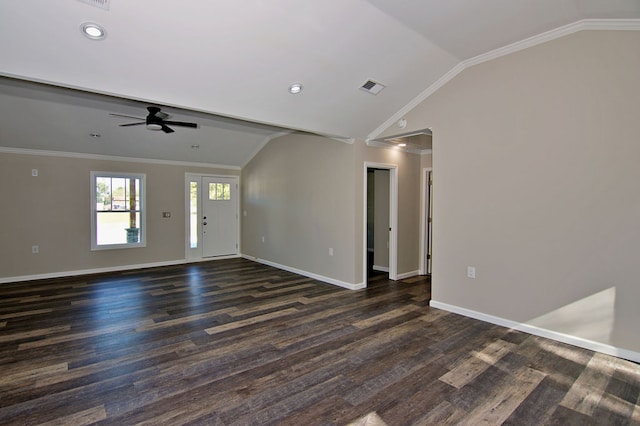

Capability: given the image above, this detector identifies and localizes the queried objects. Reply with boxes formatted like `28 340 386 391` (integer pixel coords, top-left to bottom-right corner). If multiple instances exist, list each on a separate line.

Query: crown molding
465 19 640 69
368 19 640 141
329 136 356 144
0 146 241 170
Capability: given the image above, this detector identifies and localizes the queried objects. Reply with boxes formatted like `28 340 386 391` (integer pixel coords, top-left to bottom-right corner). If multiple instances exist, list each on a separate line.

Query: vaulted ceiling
1 1 639 166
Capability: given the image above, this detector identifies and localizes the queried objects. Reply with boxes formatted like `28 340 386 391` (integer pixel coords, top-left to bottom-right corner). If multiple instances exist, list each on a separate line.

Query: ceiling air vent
360 79 386 95
76 0 111 10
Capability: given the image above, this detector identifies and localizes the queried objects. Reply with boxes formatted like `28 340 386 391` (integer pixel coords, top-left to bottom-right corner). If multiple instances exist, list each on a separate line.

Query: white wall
379 30 640 357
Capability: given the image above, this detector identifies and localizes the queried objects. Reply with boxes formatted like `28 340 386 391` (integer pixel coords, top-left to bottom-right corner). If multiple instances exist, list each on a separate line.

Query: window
189 181 198 248
209 182 231 201
91 172 146 250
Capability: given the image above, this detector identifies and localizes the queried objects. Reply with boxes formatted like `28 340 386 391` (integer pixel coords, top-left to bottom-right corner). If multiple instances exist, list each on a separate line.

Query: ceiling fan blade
161 124 175 134
109 113 145 120
164 121 198 128
120 122 146 127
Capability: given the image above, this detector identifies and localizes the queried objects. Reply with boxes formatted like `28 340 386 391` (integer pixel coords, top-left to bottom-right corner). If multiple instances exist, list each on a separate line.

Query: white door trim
419 167 432 275
363 162 398 283
184 173 240 262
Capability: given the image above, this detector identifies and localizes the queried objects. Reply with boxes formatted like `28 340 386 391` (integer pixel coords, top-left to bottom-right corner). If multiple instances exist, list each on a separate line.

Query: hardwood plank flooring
1 258 639 425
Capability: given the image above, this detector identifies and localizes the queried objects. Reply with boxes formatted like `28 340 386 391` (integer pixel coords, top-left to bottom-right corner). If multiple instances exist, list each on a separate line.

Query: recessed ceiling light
398 143 407 147
81 22 106 40
288 83 303 94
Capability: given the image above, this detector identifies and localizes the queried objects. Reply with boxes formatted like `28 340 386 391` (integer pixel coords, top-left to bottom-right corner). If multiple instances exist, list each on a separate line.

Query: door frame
184 173 240 262
420 167 433 275
363 162 398 283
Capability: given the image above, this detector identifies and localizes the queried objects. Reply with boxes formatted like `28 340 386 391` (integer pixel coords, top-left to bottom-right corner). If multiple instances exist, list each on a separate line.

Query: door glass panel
190 181 198 248
209 182 231 201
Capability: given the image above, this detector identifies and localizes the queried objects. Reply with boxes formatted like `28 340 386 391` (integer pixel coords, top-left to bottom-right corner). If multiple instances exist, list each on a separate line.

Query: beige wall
421 152 432 170
354 141 422 282
241 134 424 286
380 30 640 354
241 133 358 284
0 151 238 280
4 134 425 287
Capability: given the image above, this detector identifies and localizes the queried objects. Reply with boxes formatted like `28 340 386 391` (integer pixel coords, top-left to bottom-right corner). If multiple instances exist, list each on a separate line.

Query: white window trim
91 171 147 250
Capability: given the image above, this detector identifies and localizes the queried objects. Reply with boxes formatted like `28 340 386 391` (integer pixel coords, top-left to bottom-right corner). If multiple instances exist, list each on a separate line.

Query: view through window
92 172 145 249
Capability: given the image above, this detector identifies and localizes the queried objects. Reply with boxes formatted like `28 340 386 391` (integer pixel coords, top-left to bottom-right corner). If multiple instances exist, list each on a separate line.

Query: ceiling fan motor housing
146 107 163 130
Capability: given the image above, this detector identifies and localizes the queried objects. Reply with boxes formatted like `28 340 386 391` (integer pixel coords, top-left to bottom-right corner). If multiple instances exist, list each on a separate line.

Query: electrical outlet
32 245 39 254
467 266 476 279
329 248 334 256
261 236 265 243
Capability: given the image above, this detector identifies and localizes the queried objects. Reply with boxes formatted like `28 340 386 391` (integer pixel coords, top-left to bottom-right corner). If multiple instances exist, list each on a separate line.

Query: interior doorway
367 168 390 278
363 163 398 284
421 168 433 275
185 173 239 261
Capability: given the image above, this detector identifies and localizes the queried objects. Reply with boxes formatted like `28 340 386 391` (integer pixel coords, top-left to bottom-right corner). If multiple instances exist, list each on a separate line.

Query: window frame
90 171 146 250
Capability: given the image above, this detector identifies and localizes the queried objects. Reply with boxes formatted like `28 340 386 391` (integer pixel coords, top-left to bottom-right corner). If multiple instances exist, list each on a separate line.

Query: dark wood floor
1 258 639 425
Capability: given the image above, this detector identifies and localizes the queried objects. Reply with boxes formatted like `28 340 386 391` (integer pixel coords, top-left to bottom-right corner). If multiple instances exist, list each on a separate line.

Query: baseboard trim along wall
242 255 366 290
0 259 188 284
0 256 241 284
372 266 419 280
1 254 364 290
430 300 640 364
396 269 420 280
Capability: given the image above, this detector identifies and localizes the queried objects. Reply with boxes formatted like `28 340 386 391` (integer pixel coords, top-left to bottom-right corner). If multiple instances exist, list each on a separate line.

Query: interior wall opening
363 163 397 285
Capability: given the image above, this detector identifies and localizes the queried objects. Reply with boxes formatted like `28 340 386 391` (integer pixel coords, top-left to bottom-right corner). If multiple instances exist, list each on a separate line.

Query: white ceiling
0 77 287 168
1 0 639 166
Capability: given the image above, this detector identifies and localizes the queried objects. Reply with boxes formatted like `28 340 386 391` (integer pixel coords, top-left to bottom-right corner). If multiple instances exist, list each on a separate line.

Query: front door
186 174 238 260
202 176 238 257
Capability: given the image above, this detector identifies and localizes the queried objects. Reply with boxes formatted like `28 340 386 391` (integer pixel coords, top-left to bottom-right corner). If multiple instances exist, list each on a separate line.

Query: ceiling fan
110 106 198 133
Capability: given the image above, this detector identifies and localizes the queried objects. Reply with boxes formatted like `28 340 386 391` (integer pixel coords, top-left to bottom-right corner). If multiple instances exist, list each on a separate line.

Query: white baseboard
0 259 188 284
0 254 363 291
372 265 389 272
430 300 640 363
242 255 365 290
0 255 248 284
396 269 420 280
